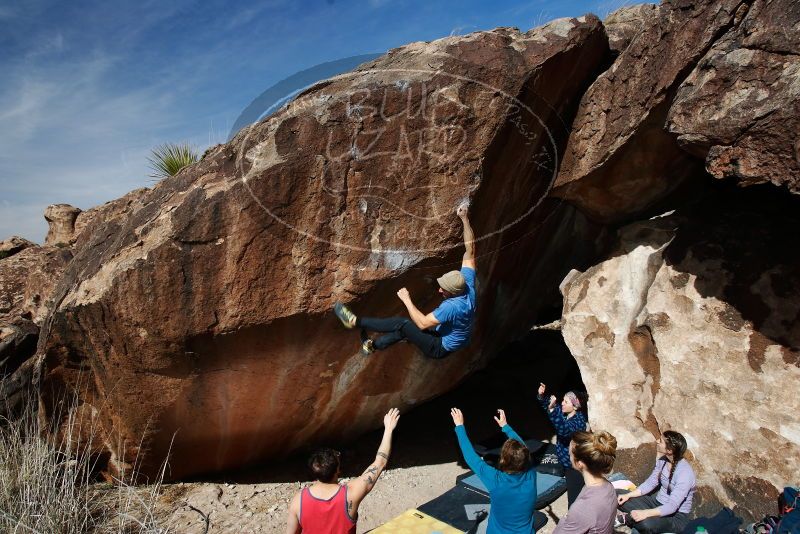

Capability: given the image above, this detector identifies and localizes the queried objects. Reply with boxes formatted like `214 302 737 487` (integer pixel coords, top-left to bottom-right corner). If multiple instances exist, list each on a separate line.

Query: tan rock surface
0 236 36 258
38 19 610 479
0 245 72 325
559 188 800 521
72 187 150 247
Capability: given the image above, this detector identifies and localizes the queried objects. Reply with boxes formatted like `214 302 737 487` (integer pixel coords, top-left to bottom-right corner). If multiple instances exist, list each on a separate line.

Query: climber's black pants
357 316 450 359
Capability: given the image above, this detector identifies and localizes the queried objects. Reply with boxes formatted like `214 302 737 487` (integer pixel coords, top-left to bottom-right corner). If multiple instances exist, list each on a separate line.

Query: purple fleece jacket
637 458 696 515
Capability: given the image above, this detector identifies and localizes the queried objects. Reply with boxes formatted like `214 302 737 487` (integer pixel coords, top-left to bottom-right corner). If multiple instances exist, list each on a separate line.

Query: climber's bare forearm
461 216 476 270
402 298 439 330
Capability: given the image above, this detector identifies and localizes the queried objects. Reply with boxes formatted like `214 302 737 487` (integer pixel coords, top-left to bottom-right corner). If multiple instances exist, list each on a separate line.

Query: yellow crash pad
370 508 464 534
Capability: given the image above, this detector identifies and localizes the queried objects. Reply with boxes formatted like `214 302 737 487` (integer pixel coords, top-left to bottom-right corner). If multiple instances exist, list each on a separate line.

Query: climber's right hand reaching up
457 205 476 271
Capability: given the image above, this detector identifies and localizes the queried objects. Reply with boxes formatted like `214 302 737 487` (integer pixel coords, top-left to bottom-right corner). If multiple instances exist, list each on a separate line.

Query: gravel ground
156 461 573 533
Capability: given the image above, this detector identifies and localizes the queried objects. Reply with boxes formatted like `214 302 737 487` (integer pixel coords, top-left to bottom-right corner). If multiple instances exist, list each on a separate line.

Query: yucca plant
147 142 199 180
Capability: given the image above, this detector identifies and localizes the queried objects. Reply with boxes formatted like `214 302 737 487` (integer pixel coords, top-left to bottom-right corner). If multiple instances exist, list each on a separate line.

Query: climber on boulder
333 205 477 359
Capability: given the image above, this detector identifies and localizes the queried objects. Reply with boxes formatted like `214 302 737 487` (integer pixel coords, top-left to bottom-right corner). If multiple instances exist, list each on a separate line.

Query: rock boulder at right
560 186 800 521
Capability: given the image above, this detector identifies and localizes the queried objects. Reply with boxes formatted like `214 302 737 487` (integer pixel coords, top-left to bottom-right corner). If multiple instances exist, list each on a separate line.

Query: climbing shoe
360 338 375 356
333 302 357 329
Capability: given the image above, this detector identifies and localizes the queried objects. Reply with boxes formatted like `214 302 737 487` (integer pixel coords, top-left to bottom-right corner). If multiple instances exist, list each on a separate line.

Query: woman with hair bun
553 430 618 534
617 430 696 534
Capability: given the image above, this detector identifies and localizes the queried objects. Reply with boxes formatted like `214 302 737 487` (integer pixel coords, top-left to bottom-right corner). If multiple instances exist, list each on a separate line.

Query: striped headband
565 391 581 410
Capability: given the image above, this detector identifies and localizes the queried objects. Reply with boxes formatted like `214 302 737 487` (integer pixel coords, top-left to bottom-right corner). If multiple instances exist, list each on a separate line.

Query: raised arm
346 408 400 515
536 383 558 415
457 205 475 270
494 409 526 447
452 408 498 489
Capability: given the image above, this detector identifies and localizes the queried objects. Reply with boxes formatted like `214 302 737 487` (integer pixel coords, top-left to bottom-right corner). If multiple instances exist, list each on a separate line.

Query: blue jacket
455 424 537 534
537 395 587 469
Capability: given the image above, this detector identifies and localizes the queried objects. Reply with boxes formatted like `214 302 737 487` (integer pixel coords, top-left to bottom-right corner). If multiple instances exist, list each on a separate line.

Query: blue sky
0 0 634 242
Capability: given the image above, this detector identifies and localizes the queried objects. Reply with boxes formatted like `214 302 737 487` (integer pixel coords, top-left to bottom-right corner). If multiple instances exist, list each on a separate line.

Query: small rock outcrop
0 243 73 416
44 204 82 246
0 236 35 259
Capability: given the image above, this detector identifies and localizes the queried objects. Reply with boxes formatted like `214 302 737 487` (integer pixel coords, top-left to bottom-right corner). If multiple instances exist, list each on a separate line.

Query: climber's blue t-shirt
433 267 477 352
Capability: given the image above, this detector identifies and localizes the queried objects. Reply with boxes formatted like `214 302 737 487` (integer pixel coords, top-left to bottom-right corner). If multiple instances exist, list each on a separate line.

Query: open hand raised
493 409 508 428
383 408 400 431
450 407 464 426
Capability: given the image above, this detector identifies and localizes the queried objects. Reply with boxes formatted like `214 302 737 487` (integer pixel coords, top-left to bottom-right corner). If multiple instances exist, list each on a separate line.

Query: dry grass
0 391 169 533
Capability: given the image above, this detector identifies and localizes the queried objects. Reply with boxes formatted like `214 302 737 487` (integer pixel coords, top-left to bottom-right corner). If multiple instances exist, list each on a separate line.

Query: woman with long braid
617 431 696 533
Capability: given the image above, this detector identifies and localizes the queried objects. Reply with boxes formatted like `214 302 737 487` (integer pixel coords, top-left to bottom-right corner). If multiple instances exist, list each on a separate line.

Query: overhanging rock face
38 17 610 479
552 0 748 222
667 0 800 192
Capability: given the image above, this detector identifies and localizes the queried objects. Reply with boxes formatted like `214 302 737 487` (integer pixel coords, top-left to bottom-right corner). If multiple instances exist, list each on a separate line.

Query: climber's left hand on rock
397 287 410 302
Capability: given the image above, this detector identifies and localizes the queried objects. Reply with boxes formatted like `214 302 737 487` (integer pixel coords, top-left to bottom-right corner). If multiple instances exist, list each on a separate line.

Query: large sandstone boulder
552 0 747 222
38 18 610 479
667 0 800 191
44 204 82 246
560 186 800 521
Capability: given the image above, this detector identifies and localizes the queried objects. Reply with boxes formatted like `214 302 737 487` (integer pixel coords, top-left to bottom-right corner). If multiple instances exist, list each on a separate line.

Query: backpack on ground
778 487 800 534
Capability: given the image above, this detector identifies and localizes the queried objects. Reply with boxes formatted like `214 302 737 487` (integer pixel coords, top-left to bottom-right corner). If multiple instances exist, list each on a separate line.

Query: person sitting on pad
333 205 477 359
451 407 537 534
